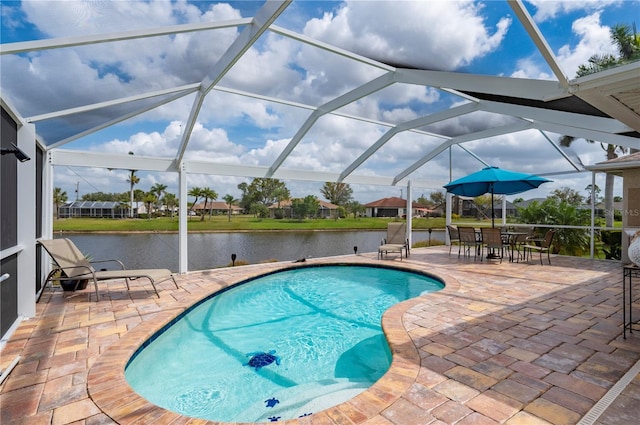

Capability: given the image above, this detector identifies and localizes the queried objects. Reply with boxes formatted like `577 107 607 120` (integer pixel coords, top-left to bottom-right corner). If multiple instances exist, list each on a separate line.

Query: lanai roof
1 0 639 191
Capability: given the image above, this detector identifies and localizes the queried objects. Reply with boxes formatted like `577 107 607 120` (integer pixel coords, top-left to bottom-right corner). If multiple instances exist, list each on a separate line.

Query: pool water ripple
125 265 443 422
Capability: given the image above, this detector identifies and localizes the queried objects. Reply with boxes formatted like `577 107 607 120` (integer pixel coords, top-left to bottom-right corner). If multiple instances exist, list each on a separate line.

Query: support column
502 197 507 227
590 171 596 259
406 181 412 247
445 193 452 245
17 123 36 318
178 163 188 274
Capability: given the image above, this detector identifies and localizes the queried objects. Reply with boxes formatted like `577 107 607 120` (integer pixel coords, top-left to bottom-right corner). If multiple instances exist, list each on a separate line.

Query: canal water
59 230 445 272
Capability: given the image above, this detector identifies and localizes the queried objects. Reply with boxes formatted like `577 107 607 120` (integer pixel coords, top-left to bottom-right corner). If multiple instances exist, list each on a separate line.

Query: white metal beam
393 122 533 185
539 130 583 172
534 122 640 150
183 158 440 188
46 90 192 149
0 19 251 54
338 102 478 181
479 100 633 135
49 150 176 172
456 144 492 168
507 0 570 88
269 24 395 72
396 68 567 101
570 61 640 92
175 0 291 166
26 84 199 123
574 91 640 133
266 71 396 177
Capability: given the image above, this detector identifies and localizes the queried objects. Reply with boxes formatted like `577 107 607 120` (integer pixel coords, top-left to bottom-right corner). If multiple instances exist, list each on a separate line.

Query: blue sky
1 0 638 203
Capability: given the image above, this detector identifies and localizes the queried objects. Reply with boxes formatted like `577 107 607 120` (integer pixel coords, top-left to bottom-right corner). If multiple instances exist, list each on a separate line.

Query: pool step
233 378 371 422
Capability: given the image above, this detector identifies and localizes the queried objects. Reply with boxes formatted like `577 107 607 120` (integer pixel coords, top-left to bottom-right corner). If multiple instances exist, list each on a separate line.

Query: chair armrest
50 265 96 279
90 259 126 270
526 237 544 246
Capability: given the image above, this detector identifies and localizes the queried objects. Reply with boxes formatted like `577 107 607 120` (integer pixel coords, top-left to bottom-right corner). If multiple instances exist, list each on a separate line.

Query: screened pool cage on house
1 0 639 288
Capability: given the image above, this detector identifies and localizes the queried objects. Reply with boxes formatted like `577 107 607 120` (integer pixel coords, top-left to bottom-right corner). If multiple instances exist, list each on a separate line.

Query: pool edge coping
87 258 461 424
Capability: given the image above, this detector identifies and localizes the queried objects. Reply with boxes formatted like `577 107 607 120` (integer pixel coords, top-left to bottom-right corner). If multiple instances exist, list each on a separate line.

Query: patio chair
481 227 504 263
38 238 178 301
458 226 482 260
382 222 410 257
509 232 529 262
446 225 460 256
523 229 556 265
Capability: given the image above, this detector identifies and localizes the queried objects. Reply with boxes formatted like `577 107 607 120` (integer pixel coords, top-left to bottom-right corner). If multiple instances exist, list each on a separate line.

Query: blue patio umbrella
444 166 551 227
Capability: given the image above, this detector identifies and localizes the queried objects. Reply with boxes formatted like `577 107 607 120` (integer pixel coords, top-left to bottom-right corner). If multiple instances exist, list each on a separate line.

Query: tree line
53 173 449 220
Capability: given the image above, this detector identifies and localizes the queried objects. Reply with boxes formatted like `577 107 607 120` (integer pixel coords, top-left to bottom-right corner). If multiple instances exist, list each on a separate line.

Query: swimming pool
125 264 443 422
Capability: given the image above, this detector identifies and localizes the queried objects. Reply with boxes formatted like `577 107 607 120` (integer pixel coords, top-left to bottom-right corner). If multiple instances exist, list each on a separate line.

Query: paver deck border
2 247 640 425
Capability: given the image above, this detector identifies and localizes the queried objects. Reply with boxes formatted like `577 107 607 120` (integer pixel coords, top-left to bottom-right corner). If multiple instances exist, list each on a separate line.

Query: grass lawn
52 216 622 258
53 215 453 232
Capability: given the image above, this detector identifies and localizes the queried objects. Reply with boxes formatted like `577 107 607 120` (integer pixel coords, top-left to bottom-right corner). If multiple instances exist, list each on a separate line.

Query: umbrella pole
491 190 495 228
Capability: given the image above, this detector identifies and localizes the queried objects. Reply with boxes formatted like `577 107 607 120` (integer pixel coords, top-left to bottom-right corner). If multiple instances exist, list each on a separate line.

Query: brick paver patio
1 246 639 424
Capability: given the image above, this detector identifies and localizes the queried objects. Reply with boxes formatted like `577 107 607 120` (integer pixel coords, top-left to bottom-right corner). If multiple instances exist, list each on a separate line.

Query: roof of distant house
364 196 423 208
268 199 339 209
193 201 242 210
62 201 123 208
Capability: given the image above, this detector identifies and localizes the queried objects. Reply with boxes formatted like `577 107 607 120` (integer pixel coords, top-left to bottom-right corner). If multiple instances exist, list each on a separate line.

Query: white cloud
2 1 628 205
304 0 510 70
511 57 555 80
527 0 621 22
556 12 618 78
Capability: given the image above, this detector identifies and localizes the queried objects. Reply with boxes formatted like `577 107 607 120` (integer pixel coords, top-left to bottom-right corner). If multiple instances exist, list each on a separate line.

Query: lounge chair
523 229 556 265
38 238 178 301
381 222 410 256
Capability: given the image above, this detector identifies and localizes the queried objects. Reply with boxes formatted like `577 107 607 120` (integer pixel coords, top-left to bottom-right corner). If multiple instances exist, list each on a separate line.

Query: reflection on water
60 230 444 272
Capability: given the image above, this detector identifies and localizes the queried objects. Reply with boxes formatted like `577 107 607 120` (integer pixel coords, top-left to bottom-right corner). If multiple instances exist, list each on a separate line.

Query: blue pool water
125 265 443 422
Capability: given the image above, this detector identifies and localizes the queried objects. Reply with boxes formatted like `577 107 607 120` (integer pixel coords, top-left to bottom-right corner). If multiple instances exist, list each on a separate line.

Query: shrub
600 230 622 260
517 198 591 256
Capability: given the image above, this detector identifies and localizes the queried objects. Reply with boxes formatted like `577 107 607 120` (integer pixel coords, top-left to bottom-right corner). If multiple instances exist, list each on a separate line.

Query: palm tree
127 171 140 218
150 183 167 216
53 187 67 219
200 187 218 221
188 186 204 219
577 24 640 76
143 192 157 220
559 136 624 226
163 193 178 220
126 152 139 218
133 189 145 216
223 194 238 222
560 23 639 227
